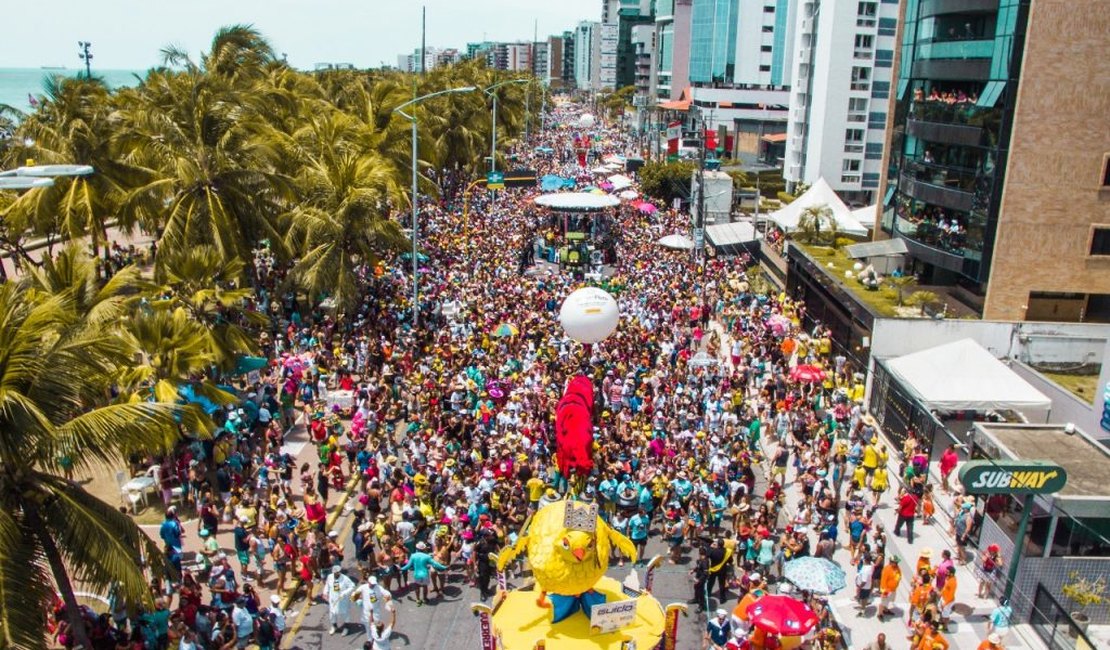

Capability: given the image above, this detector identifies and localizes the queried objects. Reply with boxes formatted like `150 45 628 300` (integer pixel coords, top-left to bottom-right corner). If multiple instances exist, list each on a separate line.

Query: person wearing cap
978 544 1004 598
986 600 1012 643
877 556 902 620
399 541 447 606
267 594 286 640
977 633 1004 650
352 574 396 638
705 608 732 649
325 565 356 635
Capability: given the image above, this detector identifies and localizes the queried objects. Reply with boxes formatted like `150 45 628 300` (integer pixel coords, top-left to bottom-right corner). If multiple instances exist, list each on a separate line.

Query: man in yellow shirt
526 476 546 511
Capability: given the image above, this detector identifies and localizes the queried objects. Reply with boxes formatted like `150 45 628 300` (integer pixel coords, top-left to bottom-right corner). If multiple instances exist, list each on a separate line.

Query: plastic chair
117 471 143 513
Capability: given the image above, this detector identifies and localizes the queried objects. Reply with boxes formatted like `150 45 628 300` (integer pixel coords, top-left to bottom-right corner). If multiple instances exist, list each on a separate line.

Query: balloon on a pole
578 113 596 129
559 287 619 344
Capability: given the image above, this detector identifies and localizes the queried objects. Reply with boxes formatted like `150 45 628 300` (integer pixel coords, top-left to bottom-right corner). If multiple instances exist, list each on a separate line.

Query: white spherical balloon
559 287 619 344
578 113 596 128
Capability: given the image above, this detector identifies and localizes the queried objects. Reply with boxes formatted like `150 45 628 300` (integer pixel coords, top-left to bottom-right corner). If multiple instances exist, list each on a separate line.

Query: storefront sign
958 460 1068 495
590 599 638 635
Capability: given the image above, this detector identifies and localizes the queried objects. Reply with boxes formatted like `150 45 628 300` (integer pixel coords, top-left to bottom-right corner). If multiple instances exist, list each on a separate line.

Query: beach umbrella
767 314 792 337
688 351 719 368
789 364 826 384
657 234 694 250
541 174 565 192
599 181 615 191
590 188 607 195
746 594 820 637
492 323 519 338
637 202 658 214
619 190 639 200
783 557 847 594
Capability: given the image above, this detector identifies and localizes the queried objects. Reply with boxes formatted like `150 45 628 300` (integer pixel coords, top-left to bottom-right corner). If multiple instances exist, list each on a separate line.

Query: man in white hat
324 564 356 634
352 574 395 638
268 594 286 640
705 608 731 649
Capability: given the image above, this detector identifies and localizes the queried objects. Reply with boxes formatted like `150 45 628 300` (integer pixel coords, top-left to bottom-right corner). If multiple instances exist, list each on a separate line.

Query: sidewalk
704 318 1041 650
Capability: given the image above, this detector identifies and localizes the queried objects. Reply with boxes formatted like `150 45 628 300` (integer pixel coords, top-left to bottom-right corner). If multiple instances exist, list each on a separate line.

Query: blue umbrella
540 174 565 192
782 556 847 594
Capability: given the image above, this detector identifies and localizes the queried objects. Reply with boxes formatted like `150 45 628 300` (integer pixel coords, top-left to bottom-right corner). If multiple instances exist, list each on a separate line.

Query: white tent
705 221 757 252
767 178 869 236
884 339 1052 419
657 233 694 250
607 174 634 190
850 205 878 228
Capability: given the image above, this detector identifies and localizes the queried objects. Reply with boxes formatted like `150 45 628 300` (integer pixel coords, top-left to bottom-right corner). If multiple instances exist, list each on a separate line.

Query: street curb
279 473 364 613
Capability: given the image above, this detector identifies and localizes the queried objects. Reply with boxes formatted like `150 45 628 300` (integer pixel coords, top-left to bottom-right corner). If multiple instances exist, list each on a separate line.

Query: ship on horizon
40 66 67 70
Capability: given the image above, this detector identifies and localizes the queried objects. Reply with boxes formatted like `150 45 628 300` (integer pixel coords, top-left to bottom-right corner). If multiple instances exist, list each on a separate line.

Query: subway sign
959 460 1068 495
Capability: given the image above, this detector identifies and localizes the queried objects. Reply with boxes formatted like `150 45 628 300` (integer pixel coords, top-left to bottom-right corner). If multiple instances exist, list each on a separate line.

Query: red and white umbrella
746 594 819 636
789 364 826 384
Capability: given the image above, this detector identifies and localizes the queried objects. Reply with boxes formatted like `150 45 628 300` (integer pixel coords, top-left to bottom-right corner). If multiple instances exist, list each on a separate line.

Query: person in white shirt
325 565 356 635
352 575 396 638
268 594 286 635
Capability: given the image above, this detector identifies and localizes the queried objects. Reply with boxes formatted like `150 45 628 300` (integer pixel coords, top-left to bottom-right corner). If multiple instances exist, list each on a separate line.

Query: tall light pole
392 86 476 328
77 41 93 78
483 79 529 174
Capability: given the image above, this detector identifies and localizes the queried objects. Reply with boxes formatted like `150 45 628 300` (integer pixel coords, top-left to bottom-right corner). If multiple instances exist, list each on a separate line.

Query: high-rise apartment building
652 0 694 101
684 0 796 157
560 31 577 88
575 21 603 90
784 0 898 204
878 0 1110 321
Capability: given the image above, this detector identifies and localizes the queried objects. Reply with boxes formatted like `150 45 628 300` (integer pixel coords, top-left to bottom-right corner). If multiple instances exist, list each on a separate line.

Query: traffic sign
486 171 505 190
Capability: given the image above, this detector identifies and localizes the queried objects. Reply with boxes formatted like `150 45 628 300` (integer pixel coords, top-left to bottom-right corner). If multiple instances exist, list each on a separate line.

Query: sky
1 0 602 70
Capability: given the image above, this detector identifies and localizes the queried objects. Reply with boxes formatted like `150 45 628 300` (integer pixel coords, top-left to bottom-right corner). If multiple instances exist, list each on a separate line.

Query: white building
784 0 897 204
599 22 619 90
686 0 799 158
574 21 602 90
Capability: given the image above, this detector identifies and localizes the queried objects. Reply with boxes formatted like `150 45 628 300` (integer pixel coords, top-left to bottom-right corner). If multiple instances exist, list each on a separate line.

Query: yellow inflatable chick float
497 500 637 623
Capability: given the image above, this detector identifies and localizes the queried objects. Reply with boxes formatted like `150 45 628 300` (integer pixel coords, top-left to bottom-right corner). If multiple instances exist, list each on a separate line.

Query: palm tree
283 111 408 315
0 281 205 649
796 204 835 244
4 75 149 276
114 68 291 277
151 245 265 368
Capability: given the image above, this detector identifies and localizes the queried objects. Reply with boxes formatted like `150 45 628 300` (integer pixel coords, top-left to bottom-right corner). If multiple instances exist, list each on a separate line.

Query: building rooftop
976 424 1110 498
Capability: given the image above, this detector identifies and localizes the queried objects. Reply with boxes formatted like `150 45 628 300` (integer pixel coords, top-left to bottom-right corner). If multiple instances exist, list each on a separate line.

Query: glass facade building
882 0 1030 291
689 0 738 83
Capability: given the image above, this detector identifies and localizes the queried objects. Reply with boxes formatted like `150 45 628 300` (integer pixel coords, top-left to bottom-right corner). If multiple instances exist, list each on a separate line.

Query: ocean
0 68 147 113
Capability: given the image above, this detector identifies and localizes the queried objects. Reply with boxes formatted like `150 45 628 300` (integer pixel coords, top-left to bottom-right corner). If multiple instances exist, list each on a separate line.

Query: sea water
0 68 146 113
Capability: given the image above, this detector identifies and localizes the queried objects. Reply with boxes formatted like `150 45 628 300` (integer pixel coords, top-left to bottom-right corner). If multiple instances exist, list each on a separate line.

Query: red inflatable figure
555 375 596 479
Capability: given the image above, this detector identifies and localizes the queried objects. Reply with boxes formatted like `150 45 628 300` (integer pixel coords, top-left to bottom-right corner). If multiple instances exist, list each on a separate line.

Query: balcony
915 38 994 61
854 48 874 60
899 169 975 212
920 0 998 17
892 217 968 274
906 117 983 147
912 57 991 81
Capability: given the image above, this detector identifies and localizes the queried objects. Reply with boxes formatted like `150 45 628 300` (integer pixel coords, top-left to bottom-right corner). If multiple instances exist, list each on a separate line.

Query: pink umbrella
637 201 658 214
767 314 792 337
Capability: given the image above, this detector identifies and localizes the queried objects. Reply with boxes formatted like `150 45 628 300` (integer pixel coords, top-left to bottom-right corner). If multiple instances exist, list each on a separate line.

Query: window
1103 154 1110 187
764 5 776 12
854 35 874 49
759 65 771 72
851 66 871 91
761 45 773 52
848 97 868 112
843 159 861 172
845 129 864 142
762 25 774 33
858 1 877 16
1091 227 1110 256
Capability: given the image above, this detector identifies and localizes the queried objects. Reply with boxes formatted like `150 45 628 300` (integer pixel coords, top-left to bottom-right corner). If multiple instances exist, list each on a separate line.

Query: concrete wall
869 319 1110 363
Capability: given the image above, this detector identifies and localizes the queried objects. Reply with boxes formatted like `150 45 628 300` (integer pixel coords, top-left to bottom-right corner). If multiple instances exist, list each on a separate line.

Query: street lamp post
392 86 476 328
483 79 529 174
77 41 93 78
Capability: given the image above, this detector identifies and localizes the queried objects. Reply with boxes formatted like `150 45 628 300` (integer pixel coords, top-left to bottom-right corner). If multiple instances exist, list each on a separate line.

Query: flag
705 128 717 152
666 120 681 156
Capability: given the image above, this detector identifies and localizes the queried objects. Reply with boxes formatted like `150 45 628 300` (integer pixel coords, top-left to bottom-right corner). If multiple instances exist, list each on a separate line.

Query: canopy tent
850 205 878 228
706 221 758 255
607 174 633 191
232 355 269 376
541 174 576 192
657 233 694 250
767 178 868 236
884 339 1052 419
534 193 621 212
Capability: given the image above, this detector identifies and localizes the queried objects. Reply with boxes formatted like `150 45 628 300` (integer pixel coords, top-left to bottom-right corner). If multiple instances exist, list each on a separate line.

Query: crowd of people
50 101 1017 650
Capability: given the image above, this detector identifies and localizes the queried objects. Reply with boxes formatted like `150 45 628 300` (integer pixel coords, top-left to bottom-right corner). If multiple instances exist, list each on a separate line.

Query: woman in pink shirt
939 445 959 494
